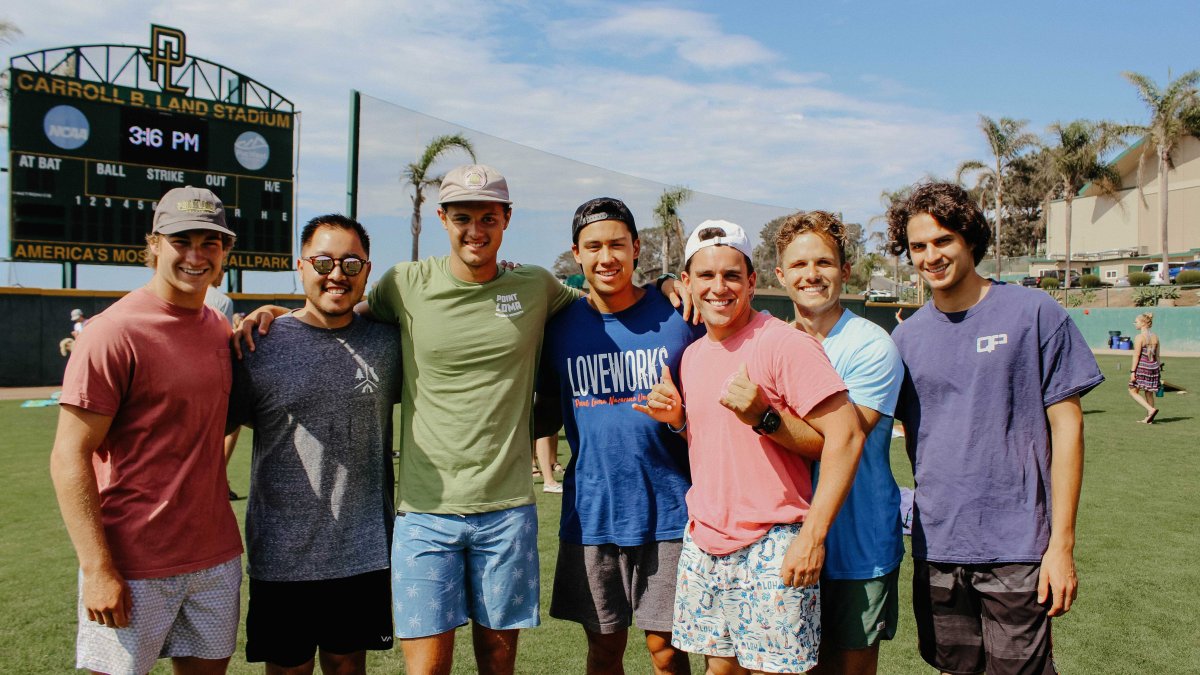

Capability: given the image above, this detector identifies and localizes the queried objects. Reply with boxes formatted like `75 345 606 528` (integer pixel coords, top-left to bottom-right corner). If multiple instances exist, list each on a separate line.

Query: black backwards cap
571 197 637 244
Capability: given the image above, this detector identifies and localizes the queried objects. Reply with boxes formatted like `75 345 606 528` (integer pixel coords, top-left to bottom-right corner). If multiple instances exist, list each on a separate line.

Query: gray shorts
550 539 682 634
76 556 242 675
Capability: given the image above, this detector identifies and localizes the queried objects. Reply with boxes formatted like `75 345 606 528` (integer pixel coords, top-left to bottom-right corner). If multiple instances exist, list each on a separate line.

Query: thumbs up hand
720 363 769 427
632 365 686 429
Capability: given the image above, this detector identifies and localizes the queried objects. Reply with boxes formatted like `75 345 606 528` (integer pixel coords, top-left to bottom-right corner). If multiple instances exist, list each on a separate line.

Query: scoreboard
9 69 295 271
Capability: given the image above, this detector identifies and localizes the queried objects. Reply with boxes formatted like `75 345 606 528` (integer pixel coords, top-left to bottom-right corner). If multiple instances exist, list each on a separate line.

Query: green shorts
820 567 899 650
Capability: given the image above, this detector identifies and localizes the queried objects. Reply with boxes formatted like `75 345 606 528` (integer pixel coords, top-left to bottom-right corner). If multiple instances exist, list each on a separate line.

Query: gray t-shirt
228 313 401 581
893 283 1103 564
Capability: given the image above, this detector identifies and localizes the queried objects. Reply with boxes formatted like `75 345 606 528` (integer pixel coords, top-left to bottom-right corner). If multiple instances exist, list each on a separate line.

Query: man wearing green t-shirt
367 165 577 675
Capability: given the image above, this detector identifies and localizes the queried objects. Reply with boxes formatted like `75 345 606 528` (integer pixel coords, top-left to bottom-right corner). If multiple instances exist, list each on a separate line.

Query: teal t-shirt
367 257 577 514
813 309 906 579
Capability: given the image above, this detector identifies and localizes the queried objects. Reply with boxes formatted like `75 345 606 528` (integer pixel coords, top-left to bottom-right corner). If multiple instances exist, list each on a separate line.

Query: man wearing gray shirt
227 214 400 674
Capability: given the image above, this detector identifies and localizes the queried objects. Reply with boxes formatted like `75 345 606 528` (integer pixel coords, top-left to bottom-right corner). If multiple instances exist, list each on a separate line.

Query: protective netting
355 94 797 277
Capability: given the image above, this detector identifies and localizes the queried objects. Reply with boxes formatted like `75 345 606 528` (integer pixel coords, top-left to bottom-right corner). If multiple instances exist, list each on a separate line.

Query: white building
1041 135 1200 282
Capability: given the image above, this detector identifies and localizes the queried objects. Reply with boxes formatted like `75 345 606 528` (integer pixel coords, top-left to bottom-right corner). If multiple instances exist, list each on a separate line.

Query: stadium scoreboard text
8 40 295 271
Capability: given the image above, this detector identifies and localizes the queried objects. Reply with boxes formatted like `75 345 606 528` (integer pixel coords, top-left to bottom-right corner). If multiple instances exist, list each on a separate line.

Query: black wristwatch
752 407 781 435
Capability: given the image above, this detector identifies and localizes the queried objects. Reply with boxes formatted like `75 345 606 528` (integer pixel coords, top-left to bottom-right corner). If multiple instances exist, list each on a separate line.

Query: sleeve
844 333 904 416
58 318 130 417
546 269 583 316
533 342 564 439
226 340 256 432
1039 306 1105 406
366 264 405 325
763 326 847 419
894 369 916 424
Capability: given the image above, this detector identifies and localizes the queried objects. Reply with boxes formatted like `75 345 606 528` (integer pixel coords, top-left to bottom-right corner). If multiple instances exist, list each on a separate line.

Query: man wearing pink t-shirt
635 220 864 675
50 187 244 675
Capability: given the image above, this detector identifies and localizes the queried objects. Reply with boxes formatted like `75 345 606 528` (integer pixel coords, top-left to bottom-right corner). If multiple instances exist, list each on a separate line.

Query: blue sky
2 1 1198 291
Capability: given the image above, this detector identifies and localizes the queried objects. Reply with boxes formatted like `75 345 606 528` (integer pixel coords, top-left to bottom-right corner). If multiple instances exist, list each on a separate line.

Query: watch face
755 408 781 435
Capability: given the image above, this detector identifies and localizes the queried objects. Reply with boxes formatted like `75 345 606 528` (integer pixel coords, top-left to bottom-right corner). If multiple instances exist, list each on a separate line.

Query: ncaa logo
976 333 1009 353
43 105 90 150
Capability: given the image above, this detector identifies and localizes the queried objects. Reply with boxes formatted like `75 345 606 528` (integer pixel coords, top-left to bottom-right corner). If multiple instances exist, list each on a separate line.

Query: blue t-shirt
813 309 905 580
893 283 1104 564
539 291 703 546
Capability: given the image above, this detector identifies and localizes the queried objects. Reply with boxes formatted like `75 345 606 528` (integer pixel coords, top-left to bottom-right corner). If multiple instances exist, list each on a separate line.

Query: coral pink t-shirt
60 288 243 579
681 311 846 555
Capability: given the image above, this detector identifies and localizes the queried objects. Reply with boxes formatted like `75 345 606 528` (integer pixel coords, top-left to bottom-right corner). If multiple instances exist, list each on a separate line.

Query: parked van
1142 262 1184 285
1037 270 1080 287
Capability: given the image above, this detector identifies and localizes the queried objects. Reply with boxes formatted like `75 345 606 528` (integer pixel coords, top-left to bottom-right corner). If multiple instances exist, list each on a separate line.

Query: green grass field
2 354 1197 673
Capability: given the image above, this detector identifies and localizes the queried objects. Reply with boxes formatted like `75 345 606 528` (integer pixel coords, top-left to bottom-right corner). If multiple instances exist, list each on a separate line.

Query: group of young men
52 169 1101 675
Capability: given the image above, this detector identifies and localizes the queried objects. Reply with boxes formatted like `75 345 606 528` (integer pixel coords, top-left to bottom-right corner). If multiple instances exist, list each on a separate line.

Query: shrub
1133 286 1180 307
1133 288 1158 307
1128 272 1152 286
1176 270 1200 286
1039 277 1060 290
1079 274 1102 288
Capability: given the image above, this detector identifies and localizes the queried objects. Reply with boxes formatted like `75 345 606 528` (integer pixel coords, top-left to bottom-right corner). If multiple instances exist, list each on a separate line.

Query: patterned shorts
392 505 540 638
76 557 242 675
672 523 820 674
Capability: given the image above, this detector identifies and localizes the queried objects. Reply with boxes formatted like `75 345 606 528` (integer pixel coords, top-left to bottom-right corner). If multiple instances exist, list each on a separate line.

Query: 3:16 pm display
128 125 201 152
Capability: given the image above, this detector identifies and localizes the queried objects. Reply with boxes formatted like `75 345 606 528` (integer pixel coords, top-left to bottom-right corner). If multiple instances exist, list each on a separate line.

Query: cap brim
439 195 512 205
154 221 237 237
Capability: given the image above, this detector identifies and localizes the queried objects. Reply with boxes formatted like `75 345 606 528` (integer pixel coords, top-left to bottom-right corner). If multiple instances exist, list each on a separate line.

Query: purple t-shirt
893 283 1103 564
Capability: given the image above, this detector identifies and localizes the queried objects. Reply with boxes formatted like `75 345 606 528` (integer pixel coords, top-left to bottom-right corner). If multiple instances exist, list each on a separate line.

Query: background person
1127 312 1162 423
59 308 88 356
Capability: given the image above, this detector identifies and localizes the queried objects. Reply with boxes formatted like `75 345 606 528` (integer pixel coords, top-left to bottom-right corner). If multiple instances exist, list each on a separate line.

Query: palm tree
653 187 691 274
402 134 476 261
1123 70 1200 281
957 116 1039 278
1044 120 1128 288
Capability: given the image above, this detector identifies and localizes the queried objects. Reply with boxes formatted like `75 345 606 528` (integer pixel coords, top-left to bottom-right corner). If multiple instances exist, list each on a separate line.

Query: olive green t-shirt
367 256 578 514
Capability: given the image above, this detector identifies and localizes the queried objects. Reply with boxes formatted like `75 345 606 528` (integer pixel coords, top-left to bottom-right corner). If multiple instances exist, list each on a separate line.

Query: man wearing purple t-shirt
886 183 1103 675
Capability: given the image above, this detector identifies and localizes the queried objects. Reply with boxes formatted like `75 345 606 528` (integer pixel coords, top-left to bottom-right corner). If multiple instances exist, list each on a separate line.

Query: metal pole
346 90 361 219
62 262 76 289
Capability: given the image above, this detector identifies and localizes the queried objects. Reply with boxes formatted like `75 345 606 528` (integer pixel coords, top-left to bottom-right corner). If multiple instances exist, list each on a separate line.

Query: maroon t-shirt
60 288 243 579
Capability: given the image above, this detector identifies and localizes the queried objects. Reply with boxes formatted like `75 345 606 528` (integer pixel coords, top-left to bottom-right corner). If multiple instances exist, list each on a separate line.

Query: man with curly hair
886 183 1103 675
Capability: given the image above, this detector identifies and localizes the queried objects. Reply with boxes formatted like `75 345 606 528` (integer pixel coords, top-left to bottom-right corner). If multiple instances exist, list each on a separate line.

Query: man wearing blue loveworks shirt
886 183 1103 675
536 198 701 674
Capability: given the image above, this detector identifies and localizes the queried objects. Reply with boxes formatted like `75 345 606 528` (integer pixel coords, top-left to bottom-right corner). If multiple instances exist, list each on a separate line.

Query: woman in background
1128 312 1162 423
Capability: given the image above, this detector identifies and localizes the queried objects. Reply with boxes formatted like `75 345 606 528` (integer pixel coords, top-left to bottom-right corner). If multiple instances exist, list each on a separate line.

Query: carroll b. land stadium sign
8 25 296 271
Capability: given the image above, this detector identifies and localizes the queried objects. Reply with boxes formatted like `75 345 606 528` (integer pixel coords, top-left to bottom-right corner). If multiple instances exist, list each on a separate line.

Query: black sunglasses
301 255 368 276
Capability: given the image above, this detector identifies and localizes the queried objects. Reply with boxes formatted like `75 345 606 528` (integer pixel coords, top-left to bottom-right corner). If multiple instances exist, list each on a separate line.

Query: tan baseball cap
152 186 236 236
438 164 511 205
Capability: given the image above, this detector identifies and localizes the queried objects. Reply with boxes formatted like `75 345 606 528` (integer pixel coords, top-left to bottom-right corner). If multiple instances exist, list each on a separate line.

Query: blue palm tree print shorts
391 505 540 638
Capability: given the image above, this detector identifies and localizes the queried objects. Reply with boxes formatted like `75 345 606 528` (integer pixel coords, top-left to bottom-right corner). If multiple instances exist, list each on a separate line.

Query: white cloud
549 6 778 70
2 0 979 289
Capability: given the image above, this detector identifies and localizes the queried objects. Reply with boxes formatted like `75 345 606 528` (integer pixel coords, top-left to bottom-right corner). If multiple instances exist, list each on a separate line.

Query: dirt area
1056 286 1200 308
0 386 60 401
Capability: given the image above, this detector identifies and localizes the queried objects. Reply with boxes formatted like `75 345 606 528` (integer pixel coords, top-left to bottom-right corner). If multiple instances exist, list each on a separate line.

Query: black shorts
912 560 1055 675
246 569 394 667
